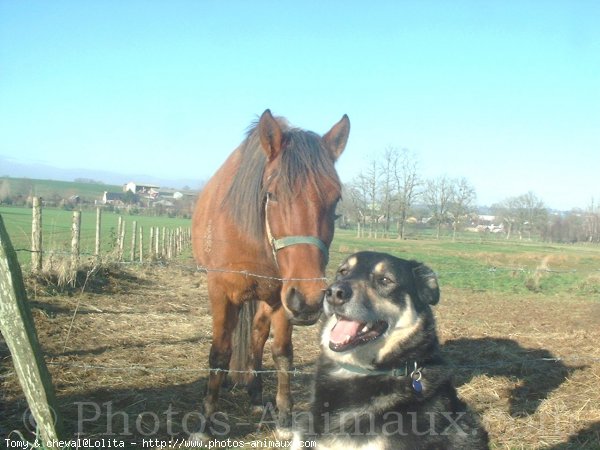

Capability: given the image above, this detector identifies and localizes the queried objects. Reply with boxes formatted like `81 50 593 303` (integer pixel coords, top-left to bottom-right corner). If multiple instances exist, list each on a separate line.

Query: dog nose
325 282 352 306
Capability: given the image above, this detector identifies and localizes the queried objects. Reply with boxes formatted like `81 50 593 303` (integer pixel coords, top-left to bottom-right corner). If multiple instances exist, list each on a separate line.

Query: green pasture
2 205 600 298
0 176 120 202
0 205 191 265
329 229 600 298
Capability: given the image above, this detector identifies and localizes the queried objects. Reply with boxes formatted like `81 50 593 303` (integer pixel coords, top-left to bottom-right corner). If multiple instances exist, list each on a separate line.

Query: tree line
337 147 600 243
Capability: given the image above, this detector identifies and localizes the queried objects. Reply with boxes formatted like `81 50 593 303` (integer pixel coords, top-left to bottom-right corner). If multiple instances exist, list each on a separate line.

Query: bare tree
518 191 548 239
492 191 548 240
392 148 420 239
583 198 600 242
347 173 371 238
379 148 397 238
423 175 454 239
363 160 381 238
492 197 519 239
449 177 476 240
334 184 356 229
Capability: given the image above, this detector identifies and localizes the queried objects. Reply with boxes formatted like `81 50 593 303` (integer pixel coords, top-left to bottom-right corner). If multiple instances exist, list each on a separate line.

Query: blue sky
1 1 598 210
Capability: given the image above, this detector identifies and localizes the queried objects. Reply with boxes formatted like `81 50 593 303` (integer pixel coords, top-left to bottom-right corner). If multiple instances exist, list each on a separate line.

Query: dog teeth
361 324 371 333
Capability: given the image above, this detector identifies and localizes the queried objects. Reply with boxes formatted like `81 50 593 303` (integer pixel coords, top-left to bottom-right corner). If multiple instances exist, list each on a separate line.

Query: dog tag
412 379 423 393
410 362 423 393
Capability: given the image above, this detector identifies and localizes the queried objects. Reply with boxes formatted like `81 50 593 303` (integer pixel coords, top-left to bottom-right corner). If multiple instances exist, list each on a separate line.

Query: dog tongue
330 318 364 344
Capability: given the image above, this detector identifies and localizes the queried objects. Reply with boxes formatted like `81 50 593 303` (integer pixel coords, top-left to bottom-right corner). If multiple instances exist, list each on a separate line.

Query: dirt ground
1 261 599 449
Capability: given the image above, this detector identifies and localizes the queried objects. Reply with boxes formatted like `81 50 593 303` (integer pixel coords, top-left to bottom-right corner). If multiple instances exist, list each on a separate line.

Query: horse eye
266 192 278 202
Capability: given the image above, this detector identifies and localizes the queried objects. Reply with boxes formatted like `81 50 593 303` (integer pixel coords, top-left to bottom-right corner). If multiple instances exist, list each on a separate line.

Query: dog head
321 251 440 367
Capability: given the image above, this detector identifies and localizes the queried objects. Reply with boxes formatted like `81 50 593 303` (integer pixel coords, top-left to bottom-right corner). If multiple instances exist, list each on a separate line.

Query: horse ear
258 109 283 161
411 262 440 305
322 114 350 161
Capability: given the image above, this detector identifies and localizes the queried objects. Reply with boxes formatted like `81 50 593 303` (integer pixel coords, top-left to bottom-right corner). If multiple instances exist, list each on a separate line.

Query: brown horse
191 109 350 437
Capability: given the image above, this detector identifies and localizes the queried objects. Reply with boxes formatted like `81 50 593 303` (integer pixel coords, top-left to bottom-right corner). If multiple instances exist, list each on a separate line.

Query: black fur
293 251 489 449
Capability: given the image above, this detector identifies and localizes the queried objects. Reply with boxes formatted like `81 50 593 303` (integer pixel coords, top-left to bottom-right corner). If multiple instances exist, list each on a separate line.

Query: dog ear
411 263 440 305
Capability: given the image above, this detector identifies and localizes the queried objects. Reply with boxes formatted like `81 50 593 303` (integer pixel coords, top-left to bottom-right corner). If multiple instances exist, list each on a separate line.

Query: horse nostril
286 287 304 315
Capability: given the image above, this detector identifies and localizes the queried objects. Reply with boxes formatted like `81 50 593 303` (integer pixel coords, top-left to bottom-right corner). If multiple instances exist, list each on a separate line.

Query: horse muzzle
284 287 323 326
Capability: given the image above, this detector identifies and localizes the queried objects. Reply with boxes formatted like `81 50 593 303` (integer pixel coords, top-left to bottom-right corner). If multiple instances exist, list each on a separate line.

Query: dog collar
335 361 424 393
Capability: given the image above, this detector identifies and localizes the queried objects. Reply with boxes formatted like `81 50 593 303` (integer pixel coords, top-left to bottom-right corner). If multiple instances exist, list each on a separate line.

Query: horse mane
223 117 340 242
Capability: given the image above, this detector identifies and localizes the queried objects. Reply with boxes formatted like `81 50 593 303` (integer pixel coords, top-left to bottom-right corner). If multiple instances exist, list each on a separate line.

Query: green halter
265 195 330 266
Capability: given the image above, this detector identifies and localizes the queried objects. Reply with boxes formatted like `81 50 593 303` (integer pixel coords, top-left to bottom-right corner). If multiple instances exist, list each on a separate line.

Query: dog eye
338 267 349 276
377 276 394 286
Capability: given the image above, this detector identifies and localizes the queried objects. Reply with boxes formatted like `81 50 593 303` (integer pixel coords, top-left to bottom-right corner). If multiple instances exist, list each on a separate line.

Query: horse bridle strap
272 236 329 263
265 195 330 266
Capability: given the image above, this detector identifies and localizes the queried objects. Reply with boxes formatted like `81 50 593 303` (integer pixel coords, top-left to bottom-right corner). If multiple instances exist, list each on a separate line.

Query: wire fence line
37 355 600 377
4 243 600 386
6 199 600 283
15 249 596 284
169 259 600 283
5 205 600 371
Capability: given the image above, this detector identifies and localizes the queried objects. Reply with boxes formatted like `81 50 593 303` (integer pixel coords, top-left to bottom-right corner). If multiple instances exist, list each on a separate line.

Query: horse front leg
248 302 272 413
189 296 239 444
270 306 294 438
204 296 239 424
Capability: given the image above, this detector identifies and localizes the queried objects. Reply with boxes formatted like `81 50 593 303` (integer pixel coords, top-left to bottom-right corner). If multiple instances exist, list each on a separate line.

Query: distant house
477 215 496 225
102 191 125 205
467 214 504 233
158 188 198 200
124 182 160 198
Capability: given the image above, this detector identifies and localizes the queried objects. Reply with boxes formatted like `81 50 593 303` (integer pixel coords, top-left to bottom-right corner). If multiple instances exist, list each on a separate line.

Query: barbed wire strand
5 243 600 378
13 247 600 279
38 355 600 377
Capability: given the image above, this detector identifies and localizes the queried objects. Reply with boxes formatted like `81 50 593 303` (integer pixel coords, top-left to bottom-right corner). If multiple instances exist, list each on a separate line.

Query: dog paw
276 427 294 440
187 432 211 446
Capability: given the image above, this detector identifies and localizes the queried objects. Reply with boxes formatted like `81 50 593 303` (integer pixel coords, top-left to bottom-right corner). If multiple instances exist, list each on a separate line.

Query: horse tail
229 300 257 385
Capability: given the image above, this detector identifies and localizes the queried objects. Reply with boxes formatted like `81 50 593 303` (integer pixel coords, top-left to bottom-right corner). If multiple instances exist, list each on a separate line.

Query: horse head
258 109 350 325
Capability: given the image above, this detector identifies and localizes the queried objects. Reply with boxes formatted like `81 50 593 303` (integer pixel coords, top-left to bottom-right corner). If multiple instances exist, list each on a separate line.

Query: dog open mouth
329 317 388 352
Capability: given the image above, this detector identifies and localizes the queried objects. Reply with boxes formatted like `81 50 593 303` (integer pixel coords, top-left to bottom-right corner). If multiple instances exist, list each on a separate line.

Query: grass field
0 205 192 266
0 176 121 202
2 204 600 296
331 229 600 298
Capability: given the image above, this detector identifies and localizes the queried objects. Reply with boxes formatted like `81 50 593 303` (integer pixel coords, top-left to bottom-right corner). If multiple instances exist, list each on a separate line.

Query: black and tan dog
292 251 488 449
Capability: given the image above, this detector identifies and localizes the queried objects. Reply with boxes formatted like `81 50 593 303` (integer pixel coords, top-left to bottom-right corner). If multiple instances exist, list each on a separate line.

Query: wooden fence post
95 207 102 260
0 215 65 446
149 226 155 261
118 217 125 261
167 229 173 259
31 197 42 273
71 211 81 286
130 221 137 262
177 227 183 255
139 225 144 264
155 226 160 259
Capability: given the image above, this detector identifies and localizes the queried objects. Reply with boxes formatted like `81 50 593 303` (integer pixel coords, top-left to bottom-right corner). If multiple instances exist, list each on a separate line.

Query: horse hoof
188 432 211 445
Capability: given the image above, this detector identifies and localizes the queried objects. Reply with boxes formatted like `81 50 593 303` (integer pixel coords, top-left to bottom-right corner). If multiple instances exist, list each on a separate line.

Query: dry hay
1 262 600 449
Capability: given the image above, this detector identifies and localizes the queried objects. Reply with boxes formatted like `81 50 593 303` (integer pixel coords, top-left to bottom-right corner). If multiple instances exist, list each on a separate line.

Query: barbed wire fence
8 249 600 377
2 200 600 381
